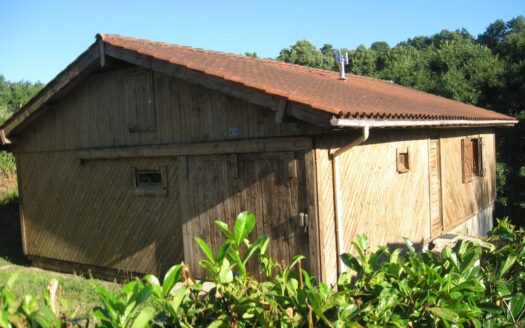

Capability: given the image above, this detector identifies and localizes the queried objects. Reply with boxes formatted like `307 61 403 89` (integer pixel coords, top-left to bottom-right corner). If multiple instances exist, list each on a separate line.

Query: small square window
397 148 410 173
132 167 167 196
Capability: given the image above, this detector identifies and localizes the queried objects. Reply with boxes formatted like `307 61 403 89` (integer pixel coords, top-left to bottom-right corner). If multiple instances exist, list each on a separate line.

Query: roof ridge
99 33 339 79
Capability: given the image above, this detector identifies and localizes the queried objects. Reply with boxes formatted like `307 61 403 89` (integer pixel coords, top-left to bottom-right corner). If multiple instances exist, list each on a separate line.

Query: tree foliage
0 76 43 175
0 75 43 125
277 16 525 225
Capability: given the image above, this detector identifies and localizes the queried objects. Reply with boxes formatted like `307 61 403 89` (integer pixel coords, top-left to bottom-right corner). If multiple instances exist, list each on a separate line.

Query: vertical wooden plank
429 139 443 238
304 148 321 280
14 154 27 255
313 137 337 286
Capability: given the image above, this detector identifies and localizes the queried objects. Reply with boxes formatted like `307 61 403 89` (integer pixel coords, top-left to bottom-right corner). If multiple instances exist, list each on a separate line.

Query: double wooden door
179 150 317 278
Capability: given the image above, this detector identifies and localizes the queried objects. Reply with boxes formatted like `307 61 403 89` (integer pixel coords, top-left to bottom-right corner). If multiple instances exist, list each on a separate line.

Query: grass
0 180 121 317
0 151 16 175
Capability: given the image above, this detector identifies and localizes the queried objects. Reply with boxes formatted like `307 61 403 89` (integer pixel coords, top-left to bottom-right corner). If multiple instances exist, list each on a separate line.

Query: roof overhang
330 117 519 129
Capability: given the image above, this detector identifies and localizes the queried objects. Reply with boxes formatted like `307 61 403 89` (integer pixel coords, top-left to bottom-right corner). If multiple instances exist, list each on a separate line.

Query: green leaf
496 280 513 297
429 307 460 323
459 249 480 275
242 242 261 266
162 264 183 298
390 248 402 264
403 237 415 252
341 253 363 273
216 240 232 263
218 258 234 284
130 306 156 328
510 293 525 319
214 220 233 239
136 285 153 305
143 274 161 297
354 234 369 257
233 211 256 245
497 254 516 279
169 285 187 313
195 237 215 264
454 280 485 293
208 320 227 328
0 312 9 328
228 250 246 278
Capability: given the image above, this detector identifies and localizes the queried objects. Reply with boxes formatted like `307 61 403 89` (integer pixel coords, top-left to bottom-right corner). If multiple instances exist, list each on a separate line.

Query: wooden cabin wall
315 130 431 284
16 150 183 275
13 67 320 153
315 128 496 285
11 66 322 277
337 130 430 250
440 129 495 230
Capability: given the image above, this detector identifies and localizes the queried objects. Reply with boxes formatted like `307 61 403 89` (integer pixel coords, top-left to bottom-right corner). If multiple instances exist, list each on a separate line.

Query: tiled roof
99 34 514 122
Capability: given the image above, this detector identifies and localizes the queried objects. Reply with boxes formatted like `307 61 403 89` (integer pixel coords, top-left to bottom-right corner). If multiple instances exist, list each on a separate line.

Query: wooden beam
273 98 287 123
2 43 100 136
78 137 313 160
288 102 333 128
98 39 106 68
0 129 11 145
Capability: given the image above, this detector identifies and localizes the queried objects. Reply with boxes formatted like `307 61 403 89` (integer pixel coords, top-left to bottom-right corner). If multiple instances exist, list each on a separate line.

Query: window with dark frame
462 137 484 183
133 167 167 196
397 148 410 173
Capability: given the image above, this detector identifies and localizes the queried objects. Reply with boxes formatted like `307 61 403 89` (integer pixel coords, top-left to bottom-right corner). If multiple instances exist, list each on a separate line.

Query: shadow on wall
0 199 28 266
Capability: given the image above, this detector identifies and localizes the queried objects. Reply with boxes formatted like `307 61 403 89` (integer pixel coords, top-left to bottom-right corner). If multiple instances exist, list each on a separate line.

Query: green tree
278 40 334 70
370 41 390 52
478 17 525 222
0 75 43 175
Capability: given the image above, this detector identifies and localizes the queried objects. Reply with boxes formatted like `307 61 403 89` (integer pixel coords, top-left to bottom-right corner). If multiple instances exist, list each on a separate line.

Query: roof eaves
330 117 519 129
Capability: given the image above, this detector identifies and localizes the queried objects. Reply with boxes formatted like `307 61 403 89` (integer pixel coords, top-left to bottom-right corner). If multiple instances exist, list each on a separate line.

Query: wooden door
429 138 443 238
179 151 314 278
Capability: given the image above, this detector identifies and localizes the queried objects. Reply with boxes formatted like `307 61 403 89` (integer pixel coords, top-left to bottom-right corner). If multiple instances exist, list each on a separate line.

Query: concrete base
449 204 494 237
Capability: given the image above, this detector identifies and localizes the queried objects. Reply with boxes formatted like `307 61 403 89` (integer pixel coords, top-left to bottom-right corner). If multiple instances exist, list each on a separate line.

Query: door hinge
299 212 309 233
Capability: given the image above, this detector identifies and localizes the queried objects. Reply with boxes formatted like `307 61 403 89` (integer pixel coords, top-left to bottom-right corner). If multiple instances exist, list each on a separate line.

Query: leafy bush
0 213 524 327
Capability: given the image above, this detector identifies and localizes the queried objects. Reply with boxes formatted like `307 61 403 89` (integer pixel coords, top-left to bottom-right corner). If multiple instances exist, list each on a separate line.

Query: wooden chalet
0 34 517 284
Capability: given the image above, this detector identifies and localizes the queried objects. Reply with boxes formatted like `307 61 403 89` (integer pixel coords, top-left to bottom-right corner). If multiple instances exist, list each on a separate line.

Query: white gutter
331 125 370 275
330 117 518 128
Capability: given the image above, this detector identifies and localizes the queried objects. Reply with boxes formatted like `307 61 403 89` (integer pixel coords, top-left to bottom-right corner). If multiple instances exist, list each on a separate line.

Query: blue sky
1 0 524 83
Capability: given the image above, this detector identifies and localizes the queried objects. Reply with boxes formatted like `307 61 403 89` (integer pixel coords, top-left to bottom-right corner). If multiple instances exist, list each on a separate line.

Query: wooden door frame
305 148 321 279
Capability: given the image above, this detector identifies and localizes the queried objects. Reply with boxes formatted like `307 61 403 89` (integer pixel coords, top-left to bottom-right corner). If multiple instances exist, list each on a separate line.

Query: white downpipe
330 117 518 128
332 125 370 275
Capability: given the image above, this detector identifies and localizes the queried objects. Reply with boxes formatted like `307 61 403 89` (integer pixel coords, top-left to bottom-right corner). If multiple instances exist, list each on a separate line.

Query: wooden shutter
477 137 484 177
462 138 473 183
124 70 156 133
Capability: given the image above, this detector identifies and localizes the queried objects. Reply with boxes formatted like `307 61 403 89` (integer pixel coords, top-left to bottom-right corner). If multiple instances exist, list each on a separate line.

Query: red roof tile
99 34 514 122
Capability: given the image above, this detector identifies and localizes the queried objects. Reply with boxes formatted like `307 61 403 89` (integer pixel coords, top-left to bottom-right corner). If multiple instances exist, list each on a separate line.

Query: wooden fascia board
1 41 101 137
103 43 333 129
